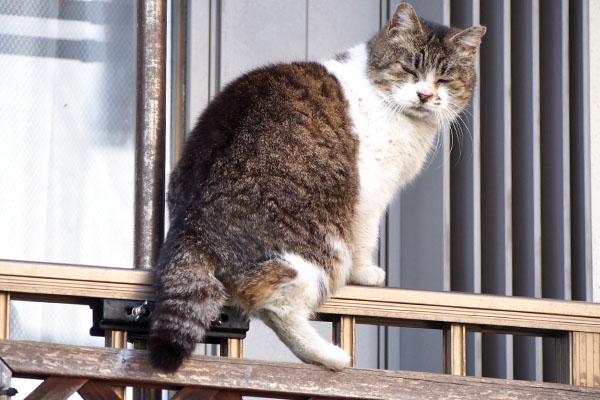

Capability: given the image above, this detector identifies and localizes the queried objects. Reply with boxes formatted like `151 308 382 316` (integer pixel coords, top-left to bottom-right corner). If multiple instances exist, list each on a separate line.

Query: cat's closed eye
401 64 418 78
436 78 451 84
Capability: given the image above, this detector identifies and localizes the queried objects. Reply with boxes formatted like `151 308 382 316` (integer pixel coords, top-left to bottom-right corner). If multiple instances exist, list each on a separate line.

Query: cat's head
367 2 485 124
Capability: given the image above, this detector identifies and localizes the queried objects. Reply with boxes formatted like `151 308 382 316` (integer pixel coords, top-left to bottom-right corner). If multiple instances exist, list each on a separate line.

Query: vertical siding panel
450 0 482 378
540 0 572 383
186 0 211 130
569 0 592 302
480 0 513 380
511 0 543 382
219 0 307 86
540 0 571 301
306 0 380 61
380 0 396 372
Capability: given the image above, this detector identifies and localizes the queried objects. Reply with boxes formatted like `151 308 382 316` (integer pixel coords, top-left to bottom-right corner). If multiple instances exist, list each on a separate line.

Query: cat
149 2 485 372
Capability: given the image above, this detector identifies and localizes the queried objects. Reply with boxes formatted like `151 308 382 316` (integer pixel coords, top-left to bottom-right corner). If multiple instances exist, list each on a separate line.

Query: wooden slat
78 381 122 400
213 392 242 400
451 324 467 376
0 260 153 301
571 332 600 387
0 293 8 340
25 377 87 400
104 330 127 399
2 340 600 399
219 338 243 358
2 262 600 334
170 387 219 400
333 316 356 367
322 286 600 334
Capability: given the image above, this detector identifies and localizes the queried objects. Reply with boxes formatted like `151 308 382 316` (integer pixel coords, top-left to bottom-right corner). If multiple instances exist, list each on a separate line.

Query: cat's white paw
315 345 351 371
350 265 386 286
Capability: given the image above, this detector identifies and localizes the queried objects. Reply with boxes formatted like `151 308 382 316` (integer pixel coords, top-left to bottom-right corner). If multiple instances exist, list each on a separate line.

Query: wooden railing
1 259 600 398
2 339 600 400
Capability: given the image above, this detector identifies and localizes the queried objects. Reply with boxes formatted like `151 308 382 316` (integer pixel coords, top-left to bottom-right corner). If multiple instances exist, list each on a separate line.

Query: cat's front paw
315 345 352 371
350 265 386 286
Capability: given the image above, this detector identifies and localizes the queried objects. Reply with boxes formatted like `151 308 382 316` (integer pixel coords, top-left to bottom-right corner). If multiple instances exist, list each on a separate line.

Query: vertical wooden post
220 338 243 358
105 331 128 399
0 293 9 340
332 316 356 367
571 331 600 387
444 324 466 376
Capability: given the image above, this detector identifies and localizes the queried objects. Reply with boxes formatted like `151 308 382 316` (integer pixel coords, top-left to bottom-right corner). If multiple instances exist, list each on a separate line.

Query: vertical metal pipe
134 0 167 272
172 0 188 167
134 1 167 399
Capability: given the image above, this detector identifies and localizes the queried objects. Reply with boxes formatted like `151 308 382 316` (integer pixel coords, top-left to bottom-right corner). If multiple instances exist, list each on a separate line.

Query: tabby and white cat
149 2 485 372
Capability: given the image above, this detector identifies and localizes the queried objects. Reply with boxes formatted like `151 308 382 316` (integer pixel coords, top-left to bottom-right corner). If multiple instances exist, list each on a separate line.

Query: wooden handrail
1 260 599 333
1 340 599 399
1 259 599 388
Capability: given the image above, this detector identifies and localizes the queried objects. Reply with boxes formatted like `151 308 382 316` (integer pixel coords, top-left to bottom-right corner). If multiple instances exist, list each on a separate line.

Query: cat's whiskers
443 102 474 162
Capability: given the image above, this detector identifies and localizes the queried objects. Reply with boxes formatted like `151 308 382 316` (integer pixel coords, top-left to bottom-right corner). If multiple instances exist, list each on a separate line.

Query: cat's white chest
322 44 438 212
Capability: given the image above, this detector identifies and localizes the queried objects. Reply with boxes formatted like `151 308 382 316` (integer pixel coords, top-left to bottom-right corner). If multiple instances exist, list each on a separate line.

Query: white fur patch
322 43 439 232
259 252 329 316
321 43 441 274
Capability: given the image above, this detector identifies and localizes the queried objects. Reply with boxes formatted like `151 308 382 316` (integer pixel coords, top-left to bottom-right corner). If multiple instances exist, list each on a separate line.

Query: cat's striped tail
148 232 226 372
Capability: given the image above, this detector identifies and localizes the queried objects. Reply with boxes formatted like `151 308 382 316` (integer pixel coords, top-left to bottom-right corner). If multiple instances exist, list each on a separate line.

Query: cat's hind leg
240 254 351 370
259 308 351 370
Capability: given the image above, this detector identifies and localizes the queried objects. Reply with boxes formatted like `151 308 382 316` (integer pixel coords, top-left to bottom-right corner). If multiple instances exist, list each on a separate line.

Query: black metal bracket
0 388 18 397
90 299 249 343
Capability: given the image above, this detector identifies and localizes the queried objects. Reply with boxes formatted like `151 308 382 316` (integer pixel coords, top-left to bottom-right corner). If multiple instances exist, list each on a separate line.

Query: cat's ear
449 25 487 53
388 2 425 37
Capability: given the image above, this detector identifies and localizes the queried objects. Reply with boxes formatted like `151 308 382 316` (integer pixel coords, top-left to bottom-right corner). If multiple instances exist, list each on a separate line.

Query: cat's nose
417 90 432 103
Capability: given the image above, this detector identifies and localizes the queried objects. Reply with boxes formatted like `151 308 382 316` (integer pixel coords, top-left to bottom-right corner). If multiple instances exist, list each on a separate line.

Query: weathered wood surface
571 332 600 387
1 340 600 399
3 261 600 335
78 380 122 400
170 387 219 400
24 377 87 400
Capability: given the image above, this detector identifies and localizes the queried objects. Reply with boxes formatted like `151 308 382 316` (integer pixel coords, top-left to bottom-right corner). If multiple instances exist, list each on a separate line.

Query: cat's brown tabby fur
149 2 485 372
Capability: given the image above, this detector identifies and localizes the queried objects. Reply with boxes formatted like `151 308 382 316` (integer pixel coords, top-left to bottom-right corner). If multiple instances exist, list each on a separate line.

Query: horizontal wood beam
1 340 599 399
2 260 600 333
0 260 153 303
78 381 122 400
320 286 600 334
25 376 87 400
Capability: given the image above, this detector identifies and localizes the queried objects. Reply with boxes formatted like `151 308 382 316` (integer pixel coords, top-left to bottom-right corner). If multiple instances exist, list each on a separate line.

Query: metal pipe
171 0 188 167
134 2 167 397
134 0 168 272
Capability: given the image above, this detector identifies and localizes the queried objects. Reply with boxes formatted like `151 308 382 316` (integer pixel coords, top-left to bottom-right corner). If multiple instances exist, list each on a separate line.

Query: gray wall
183 0 592 382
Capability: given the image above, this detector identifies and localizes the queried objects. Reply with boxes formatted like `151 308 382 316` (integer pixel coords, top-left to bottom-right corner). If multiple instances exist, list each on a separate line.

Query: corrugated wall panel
510 0 543 382
569 0 592 303
480 0 513 380
540 0 572 383
450 0 482 378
